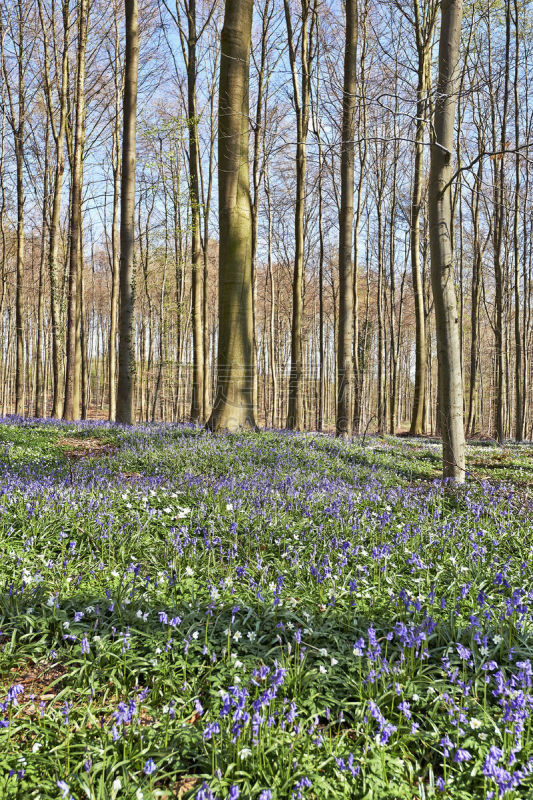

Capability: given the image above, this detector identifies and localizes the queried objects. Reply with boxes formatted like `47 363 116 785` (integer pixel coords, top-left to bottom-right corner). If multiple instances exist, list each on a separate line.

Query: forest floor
1 418 533 800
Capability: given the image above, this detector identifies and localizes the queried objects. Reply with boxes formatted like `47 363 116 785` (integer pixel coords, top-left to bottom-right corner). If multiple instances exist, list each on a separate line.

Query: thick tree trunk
409 56 429 435
428 0 465 482
513 0 523 441
207 0 255 432
116 0 138 424
35 128 49 417
63 0 87 421
14 131 24 416
108 15 121 422
41 0 69 418
336 0 357 437
285 0 311 431
188 0 205 423
466 153 482 437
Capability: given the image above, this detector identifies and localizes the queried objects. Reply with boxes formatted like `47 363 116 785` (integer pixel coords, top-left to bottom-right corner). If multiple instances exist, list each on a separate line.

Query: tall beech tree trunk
186 0 205 423
466 147 483 437
109 5 121 421
409 52 429 434
285 0 312 431
1 0 27 415
39 0 69 418
336 0 357 437
63 0 87 421
207 0 255 432
35 127 49 417
116 0 138 424
513 0 523 441
428 0 465 482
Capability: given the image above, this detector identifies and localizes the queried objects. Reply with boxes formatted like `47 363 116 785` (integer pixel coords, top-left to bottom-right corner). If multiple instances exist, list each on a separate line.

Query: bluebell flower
57 780 71 800
454 748 472 763
143 758 157 776
6 684 24 705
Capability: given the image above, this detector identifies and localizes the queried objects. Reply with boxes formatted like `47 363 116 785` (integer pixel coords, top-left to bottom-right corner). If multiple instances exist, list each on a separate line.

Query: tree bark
428 0 465 482
116 0 138 424
63 0 87 421
336 0 357 437
285 0 311 431
206 0 256 432
186 0 205 423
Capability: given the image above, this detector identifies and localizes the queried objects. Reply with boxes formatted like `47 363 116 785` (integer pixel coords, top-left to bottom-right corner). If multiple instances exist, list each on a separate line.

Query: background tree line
0 0 532 461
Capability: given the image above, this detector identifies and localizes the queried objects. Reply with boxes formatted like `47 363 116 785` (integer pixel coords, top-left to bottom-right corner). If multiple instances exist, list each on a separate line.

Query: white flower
112 778 122 798
234 675 241 683
412 694 419 702
46 596 55 607
155 647 162 655
239 748 252 759
63 621 70 629
226 503 234 511
192 631 199 640
234 660 243 669
32 742 42 753
136 790 144 800
331 658 338 666
319 665 327 674
164 507 172 514
479 646 489 657
320 648 328 657
493 635 503 645
233 631 242 641
185 566 194 577
247 631 256 641
470 718 482 730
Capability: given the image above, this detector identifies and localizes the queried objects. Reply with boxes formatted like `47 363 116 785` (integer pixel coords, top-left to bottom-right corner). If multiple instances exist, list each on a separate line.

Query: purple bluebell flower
454 748 472 763
143 758 157 775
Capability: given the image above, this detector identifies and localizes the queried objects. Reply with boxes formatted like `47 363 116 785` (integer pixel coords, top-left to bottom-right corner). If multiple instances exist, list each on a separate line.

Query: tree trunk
116 0 138 424
409 51 429 435
206 0 255 431
187 0 205 423
513 0 522 441
428 0 465 482
109 10 121 421
35 126 49 417
63 0 87 421
39 0 69 418
336 0 357 437
285 0 311 431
